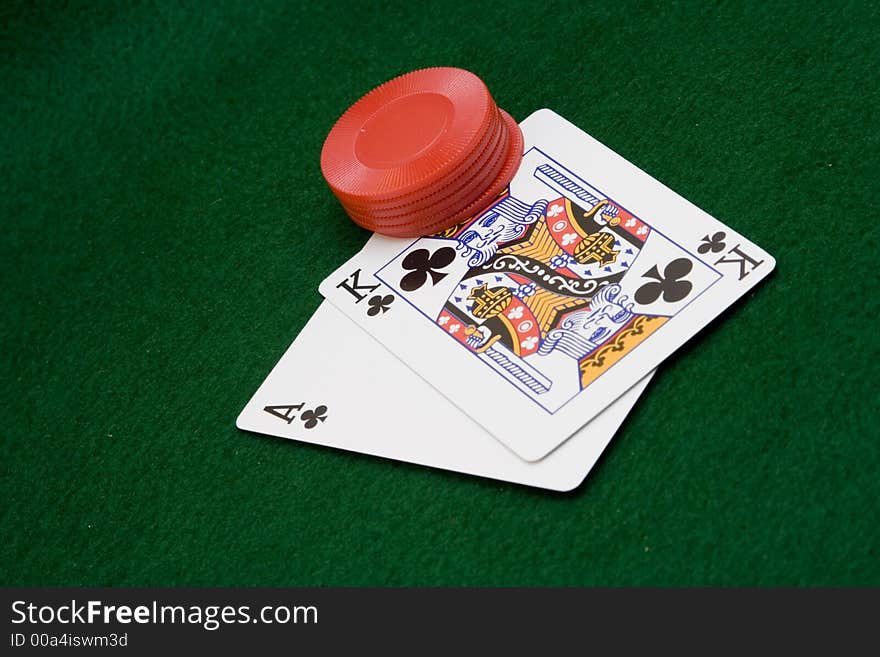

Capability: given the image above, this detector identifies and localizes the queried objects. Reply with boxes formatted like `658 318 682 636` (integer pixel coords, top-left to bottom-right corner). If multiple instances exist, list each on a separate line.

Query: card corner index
709 236 777 285
324 266 381 302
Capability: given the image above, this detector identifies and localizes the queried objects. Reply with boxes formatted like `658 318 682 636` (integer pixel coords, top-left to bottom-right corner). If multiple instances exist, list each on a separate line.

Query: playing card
319 108 775 462
236 301 652 491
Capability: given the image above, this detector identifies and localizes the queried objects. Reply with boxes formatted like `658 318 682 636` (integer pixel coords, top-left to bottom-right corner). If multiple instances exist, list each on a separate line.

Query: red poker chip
330 104 504 212
320 67 524 236
321 67 494 203
347 110 523 238
338 109 508 221
343 110 522 236
340 107 506 216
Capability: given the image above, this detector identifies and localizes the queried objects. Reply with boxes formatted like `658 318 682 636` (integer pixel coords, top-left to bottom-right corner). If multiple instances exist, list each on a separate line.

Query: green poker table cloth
2 1 878 586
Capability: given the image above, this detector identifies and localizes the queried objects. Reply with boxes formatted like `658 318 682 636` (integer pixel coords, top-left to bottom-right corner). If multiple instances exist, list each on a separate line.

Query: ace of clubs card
236 299 653 491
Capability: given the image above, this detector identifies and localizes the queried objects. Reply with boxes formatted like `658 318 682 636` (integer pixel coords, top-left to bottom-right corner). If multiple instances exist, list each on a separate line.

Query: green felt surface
2 0 878 586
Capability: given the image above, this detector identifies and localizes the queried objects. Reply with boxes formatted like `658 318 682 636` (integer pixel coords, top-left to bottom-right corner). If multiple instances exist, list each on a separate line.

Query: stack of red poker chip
320 67 523 237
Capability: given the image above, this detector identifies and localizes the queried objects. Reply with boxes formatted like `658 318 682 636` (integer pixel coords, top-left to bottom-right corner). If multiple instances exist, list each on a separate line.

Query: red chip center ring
354 92 454 169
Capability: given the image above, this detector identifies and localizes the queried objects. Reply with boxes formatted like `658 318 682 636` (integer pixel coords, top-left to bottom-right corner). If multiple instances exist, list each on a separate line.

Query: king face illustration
454 197 548 267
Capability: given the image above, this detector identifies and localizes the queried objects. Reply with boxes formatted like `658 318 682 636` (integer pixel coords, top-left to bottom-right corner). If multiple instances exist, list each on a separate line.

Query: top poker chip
320 67 522 237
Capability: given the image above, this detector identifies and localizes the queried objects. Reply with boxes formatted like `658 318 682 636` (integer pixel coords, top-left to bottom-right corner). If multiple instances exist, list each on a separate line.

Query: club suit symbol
367 294 394 316
635 258 694 304
698 231 727 254
399 247 456 291
300 405 328 429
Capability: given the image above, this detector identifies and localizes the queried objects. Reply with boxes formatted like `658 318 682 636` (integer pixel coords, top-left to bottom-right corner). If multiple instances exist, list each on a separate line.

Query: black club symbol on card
698 231 727 254
635 258 694 304
367 294 394 316
399 247 456 291
300 405 328 429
